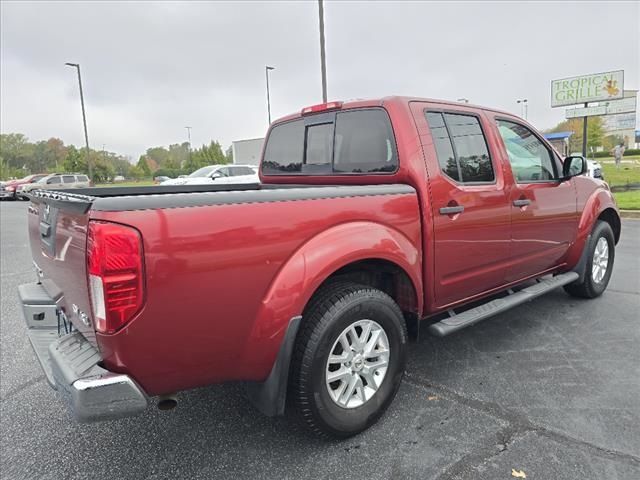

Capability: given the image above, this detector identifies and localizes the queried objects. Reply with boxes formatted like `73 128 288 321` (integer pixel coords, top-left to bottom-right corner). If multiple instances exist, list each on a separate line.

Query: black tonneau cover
28 183 415 213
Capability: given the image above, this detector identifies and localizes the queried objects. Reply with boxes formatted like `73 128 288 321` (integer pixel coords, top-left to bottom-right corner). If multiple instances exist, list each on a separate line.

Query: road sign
565 96 637 119
551 70 624 107
603 113 636 132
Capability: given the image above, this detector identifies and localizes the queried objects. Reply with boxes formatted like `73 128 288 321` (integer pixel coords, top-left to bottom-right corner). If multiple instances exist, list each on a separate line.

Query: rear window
262 108 398 175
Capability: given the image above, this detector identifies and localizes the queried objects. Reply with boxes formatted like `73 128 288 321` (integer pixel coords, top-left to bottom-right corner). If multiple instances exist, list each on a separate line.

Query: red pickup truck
20 97 619 438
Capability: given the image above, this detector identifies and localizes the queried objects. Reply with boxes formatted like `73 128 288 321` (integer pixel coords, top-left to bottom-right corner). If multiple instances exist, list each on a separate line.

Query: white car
570 154 603 180
161 165 258 186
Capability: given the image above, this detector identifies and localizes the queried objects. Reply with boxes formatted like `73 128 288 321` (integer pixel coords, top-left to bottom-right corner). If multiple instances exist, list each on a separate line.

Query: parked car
161 164 258 185
153 175 171 184
17 173 91 198
19 97 619 438
0 174 47 200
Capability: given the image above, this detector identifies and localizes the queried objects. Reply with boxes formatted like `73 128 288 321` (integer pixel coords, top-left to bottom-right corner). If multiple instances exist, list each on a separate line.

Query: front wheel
289 282 407 438
564 220 615 298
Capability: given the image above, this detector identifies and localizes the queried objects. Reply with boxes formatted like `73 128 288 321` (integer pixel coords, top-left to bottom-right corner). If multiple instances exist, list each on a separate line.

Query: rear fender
242 221 422 372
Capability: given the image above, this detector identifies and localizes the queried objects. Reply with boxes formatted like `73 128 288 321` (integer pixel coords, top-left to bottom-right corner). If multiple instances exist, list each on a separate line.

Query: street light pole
65 62 92 181
265 66 275 124
516 98 528 120
318 0 328 103
185 126 192 168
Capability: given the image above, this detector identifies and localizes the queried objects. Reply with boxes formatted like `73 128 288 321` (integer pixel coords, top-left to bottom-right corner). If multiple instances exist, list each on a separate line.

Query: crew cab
19 97 620 438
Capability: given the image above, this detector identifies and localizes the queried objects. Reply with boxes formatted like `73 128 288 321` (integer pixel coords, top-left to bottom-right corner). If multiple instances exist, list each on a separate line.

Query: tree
545 116 606 154
225 146 233 164
129 165 145 180
137 155 151 176
189 141 226 171
63 145 85 173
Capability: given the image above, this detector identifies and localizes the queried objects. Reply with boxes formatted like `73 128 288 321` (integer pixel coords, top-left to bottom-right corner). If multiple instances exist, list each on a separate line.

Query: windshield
188 166 216 178
37 176 52 184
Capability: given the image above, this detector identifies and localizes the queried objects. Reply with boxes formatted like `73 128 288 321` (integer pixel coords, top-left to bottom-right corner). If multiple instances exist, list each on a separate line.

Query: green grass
600 161 640 187
95 180 155 187
613 190 640 210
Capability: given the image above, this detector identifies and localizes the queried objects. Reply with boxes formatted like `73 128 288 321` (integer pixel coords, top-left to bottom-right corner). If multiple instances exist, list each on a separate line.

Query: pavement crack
404 373 640 469
607 288 640 296
0 375 45 402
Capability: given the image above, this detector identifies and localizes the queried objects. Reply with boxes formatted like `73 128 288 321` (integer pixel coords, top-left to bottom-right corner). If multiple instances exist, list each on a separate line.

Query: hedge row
593 148 640 158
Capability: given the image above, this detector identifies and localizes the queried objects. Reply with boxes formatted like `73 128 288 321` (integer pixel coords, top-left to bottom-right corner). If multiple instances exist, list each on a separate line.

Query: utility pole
318 0 328 102
185 126 192 168
65 63 93 181
265 66 275 124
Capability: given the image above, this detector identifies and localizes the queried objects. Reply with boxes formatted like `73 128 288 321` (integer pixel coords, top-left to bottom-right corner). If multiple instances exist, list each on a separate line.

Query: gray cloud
1 1 638 160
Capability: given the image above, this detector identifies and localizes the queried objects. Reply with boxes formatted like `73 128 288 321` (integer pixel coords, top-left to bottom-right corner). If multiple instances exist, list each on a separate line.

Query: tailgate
27 190 97 345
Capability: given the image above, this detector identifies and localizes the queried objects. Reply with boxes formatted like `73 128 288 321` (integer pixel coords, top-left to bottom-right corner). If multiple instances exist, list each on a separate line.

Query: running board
427 272 579 337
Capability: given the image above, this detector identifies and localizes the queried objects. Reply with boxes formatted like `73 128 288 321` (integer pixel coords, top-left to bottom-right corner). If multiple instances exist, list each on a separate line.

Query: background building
231 138 264 166
543 131 573 156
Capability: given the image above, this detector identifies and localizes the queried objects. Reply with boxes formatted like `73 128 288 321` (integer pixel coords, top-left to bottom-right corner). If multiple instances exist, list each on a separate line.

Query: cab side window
496 120 557 182
425 111 494 183
47 176 61 184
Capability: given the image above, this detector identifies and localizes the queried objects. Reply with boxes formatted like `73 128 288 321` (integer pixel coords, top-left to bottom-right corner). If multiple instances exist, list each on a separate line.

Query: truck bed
26 182 420 395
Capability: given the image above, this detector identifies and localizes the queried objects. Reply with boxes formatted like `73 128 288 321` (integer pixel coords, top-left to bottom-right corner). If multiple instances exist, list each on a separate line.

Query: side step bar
427 272 579 337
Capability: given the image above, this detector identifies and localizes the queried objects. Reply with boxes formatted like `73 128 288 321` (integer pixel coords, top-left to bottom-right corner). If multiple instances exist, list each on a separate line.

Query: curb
620 210 640 219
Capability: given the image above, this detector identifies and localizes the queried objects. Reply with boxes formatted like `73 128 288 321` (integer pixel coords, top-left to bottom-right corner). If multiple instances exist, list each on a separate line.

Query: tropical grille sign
551 70 624 107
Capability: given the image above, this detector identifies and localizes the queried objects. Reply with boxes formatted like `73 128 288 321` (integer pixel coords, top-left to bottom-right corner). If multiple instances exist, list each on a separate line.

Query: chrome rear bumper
19 282 148 422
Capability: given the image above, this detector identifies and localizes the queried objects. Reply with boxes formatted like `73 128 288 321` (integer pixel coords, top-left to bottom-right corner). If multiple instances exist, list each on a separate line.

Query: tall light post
516 98 528 120
65 62 92 181
185 126 192 168
318 0 328 102
265 66 275 124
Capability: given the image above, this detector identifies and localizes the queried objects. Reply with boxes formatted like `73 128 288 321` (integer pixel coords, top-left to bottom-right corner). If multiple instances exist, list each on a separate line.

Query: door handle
513 199 531 207
439 205 465 215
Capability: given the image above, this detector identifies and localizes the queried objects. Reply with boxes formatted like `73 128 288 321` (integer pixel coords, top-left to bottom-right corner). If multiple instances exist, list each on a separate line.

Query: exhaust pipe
157 394 177 411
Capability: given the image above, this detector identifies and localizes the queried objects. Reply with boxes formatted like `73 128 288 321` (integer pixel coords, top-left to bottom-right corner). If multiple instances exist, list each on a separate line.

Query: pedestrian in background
612 142 625 169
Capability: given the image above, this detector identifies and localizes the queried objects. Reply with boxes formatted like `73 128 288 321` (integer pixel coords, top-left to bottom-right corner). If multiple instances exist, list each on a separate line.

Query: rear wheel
564 220 615 298
290 282 407 438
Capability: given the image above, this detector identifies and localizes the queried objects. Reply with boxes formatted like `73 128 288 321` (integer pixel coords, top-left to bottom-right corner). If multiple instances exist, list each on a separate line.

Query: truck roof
272 96 516 124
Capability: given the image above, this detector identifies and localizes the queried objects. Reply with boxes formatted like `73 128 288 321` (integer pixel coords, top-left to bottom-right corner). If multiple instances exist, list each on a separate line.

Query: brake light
301 101 343 115
87 221 144 334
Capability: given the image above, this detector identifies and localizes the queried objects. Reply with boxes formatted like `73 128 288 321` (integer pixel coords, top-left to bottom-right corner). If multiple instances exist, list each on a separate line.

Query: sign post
582 103 588 157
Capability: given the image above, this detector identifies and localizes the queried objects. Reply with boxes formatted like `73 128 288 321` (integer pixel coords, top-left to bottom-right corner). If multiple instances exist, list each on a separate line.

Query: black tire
289 281 407 438
564 220 615 299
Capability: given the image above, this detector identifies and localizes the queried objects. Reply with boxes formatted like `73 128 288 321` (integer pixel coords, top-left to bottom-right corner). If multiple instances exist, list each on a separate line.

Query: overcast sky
1 1 638 160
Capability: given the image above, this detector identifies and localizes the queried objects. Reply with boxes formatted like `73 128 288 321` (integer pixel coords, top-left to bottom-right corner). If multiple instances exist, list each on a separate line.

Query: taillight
301 101 343 115
87 221 144 334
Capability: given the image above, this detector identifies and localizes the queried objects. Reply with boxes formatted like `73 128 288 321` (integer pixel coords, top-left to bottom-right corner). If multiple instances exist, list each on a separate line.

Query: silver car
17 173 91 198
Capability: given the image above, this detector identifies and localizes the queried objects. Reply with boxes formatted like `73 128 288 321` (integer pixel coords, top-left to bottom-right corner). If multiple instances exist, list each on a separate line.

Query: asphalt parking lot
1 200 639 479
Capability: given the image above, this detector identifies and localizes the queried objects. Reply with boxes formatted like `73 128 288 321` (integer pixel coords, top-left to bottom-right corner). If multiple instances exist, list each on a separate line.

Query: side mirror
562 155 587 179
210 172 222 179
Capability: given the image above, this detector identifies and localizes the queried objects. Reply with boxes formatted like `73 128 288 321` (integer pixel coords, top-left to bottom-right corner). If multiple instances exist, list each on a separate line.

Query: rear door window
262 108 397 175
63 175 75 183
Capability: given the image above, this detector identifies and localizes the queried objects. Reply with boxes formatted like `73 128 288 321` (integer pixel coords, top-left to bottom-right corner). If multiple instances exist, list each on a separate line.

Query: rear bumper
0 190 16 199
19 282 148 422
